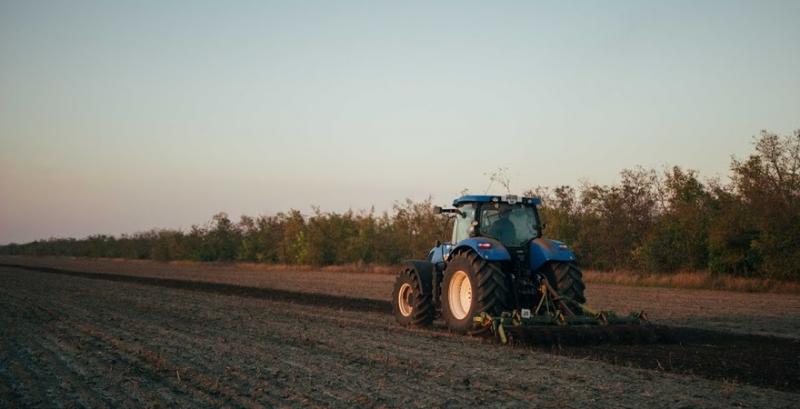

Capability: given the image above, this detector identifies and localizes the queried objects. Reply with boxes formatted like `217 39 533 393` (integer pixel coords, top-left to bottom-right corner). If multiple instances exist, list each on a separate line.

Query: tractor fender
403 260 434 294
448 238 512 262
529 238 577 271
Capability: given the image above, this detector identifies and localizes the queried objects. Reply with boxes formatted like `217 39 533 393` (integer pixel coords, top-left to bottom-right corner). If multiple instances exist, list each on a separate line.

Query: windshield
479 203 540 247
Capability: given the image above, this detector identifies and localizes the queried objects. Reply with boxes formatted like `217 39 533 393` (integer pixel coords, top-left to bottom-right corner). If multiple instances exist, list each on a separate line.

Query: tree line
2 130 798 281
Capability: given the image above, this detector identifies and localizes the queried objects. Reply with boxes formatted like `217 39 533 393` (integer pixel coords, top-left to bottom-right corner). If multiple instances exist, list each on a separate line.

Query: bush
2 130 798 282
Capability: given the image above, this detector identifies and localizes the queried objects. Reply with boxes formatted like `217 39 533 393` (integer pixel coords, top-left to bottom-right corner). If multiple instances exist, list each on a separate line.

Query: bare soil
3 256 800 339
2 266 799 408
4 262 800 392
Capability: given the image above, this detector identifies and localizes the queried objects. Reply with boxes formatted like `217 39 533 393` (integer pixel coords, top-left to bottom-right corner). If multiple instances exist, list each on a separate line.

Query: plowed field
2 260 799 408
3 256 799 339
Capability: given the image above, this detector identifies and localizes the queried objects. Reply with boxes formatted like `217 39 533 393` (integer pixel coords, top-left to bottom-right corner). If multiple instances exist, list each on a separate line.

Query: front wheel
391 268 434 326
441 250 511 333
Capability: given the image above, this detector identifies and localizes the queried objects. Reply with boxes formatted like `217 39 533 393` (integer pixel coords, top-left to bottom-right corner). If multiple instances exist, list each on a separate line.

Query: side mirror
435 207 465 217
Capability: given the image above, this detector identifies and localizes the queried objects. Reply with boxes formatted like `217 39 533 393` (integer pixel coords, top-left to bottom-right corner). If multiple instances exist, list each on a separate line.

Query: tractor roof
452 195 542 207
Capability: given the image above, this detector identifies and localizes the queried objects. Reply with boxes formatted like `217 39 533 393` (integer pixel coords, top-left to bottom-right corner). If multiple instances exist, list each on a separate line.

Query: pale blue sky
1 0 799 244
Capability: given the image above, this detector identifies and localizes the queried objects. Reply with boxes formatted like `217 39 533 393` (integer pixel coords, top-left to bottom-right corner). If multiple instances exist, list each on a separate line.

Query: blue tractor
392 194 586 333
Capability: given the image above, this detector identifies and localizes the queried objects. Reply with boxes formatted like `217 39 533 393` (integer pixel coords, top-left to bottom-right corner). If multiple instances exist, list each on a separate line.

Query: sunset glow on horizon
2 0 799 244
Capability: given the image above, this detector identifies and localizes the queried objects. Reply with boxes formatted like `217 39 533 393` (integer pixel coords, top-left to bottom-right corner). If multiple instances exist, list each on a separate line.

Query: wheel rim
448 270 472 320
397 283 413 317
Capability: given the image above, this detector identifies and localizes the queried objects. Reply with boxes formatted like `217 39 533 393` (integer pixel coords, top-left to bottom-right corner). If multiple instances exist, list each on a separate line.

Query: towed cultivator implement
392 194 672 345
473 278 669 345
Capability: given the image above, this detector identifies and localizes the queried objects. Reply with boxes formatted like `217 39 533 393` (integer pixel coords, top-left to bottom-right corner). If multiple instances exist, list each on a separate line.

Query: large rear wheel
391 268 434 326
541 261 586 304
442 249 511 333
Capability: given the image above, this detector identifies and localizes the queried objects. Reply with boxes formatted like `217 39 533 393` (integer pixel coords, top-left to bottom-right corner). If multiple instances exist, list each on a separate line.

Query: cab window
479 203 540 247
452 203 476 243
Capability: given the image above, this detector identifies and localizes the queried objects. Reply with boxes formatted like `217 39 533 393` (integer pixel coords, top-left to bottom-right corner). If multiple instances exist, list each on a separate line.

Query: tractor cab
447 194 542 247
429 195 546 267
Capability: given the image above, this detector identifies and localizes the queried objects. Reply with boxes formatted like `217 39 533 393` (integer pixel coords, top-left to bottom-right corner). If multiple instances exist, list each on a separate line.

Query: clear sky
1 0 799 244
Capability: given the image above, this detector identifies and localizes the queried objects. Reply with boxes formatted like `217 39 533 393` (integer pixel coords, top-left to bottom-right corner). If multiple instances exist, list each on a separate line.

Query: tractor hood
529 238 577 271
